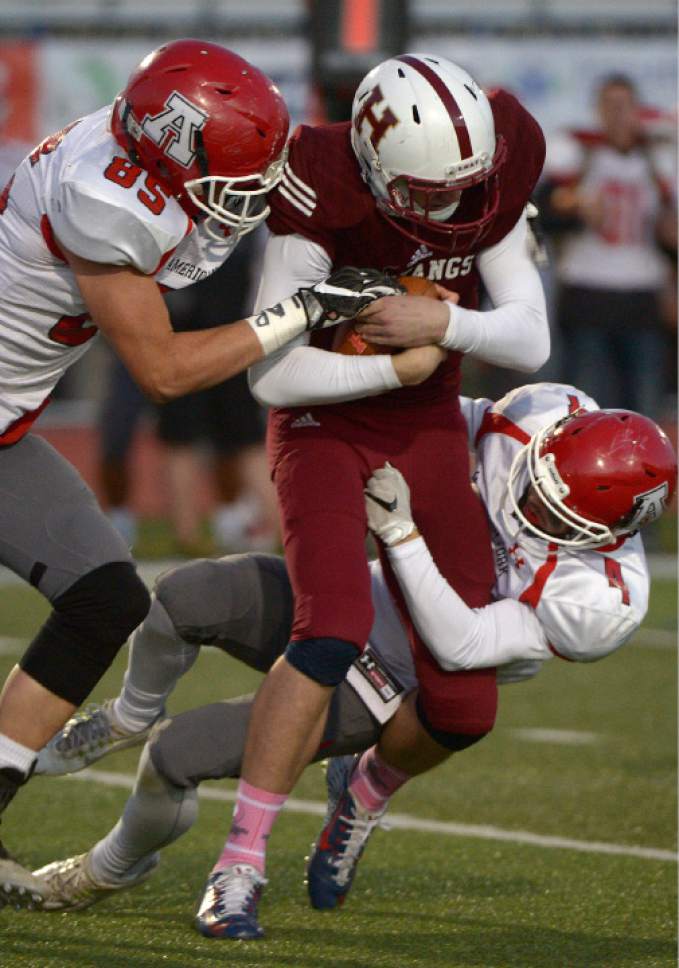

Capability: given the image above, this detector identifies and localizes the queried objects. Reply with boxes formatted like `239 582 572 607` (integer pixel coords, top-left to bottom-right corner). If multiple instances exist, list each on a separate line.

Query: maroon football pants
268 401 497 736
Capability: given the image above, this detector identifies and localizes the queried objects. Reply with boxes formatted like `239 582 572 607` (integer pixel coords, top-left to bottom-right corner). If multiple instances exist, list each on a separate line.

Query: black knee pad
416 697 490 752
285 637 360 686
20 562 150 706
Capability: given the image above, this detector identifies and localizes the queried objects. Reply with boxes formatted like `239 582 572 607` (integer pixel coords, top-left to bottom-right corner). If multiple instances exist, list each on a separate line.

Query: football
397 275 440 299
334 274 440 356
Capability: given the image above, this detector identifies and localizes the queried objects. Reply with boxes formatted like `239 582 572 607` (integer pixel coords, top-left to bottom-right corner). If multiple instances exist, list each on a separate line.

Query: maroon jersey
267 89 545 408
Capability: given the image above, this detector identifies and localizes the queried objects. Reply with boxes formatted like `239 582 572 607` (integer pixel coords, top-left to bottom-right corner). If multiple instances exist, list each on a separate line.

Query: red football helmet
111 39 289 241
351 54 506 254
507 409 677 548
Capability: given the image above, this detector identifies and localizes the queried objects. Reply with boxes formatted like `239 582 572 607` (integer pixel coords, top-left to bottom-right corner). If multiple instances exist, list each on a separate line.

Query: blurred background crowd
0 0 676 555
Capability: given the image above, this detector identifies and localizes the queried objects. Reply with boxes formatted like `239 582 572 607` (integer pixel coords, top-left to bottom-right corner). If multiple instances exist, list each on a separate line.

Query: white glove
364 462 416 547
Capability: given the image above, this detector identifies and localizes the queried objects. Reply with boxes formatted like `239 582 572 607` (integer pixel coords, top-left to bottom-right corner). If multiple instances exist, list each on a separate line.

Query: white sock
0 733 38 777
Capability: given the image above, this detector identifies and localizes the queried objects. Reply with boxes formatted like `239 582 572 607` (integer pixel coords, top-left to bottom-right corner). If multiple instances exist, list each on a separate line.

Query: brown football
397 275 440 299
334 274 440 356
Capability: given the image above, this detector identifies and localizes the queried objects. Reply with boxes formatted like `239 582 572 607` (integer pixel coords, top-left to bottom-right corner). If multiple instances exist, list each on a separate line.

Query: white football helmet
351 53 506 252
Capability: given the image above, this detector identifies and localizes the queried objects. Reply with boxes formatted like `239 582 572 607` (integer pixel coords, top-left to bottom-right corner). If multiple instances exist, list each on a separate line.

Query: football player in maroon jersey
192 53 549 940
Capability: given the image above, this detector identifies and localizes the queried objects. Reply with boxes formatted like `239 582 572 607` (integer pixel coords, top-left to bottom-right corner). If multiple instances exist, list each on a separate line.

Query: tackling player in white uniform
0 38 402 908
31 382 676 920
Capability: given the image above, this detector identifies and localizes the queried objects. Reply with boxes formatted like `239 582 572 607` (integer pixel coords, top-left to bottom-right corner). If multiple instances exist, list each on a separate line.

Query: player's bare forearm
62 244 265 402
356 291 455 347
391 344 447 385
150 323 264 400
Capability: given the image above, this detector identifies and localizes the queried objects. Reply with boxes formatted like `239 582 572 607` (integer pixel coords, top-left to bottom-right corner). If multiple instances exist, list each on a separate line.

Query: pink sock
214 779 287 875
349 746 410 814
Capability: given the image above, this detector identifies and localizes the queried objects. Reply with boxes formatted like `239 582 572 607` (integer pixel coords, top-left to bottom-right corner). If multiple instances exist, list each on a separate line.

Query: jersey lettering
138 175 170 215
353 85 399 150
603 557 630 606
29 121 81 167
141 92 208 168
105 157 142 189
411 254 474 281
598 180 644 246
48 313 97 347
104 158 169 215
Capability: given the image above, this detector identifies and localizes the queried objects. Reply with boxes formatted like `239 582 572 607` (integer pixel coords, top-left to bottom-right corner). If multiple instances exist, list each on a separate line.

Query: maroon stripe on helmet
396 54 473 159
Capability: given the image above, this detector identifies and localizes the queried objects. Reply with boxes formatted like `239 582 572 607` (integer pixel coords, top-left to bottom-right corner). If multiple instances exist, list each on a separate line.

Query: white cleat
195 863 267 940
33 850 159 911
0 851 47 910
35 700 162 775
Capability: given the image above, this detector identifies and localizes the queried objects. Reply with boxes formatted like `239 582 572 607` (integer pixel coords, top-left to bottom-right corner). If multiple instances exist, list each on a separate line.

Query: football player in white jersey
29 383 676 926
0 38 405 907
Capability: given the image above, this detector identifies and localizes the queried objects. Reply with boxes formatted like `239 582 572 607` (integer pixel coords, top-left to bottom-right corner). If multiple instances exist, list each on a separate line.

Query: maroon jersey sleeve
481 90 546 249
266 122 373 261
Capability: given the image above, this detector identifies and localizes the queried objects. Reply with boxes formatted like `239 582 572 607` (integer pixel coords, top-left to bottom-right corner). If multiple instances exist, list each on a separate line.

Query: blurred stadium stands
0 0 676 34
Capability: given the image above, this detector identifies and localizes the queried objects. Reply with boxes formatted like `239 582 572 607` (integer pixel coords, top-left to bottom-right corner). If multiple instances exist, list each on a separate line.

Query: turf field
0 568 676 968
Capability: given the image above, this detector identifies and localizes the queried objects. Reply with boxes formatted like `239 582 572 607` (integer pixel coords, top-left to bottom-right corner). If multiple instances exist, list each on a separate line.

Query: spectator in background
98 231 279 557
98 354 146 548
541 74 676 420
159 230 280 556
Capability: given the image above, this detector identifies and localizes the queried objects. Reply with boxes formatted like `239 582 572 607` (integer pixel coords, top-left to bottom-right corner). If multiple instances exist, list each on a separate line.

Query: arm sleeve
248 233 402 407
441 212 550 372
386 536 551 670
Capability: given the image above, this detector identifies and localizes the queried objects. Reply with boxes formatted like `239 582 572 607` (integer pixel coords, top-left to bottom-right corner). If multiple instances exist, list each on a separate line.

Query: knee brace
416 696 491 752
20 562 151 706
285 637 360 686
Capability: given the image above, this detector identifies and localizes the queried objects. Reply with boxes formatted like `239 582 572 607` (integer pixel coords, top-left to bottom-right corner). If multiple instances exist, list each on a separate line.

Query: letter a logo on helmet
141 92 208 169
111 39 290 242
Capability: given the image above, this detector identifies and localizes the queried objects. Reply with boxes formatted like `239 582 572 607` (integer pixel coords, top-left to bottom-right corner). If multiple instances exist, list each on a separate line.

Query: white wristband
245 295 308 356
440 300 458 351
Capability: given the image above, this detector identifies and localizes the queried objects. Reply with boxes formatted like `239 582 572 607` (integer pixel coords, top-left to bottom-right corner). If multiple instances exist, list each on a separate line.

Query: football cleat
32 850 159 911
0 841 46 910
306 755 385 910
323 755 355 823
35 700 163 775
195 864 267 940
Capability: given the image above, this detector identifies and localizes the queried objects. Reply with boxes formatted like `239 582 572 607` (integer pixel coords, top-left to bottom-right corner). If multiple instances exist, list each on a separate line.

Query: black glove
297 267 404 330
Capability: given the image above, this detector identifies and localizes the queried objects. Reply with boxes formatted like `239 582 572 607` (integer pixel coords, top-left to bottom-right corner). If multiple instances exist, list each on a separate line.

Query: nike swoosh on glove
298 267 404 330
364 462 416 547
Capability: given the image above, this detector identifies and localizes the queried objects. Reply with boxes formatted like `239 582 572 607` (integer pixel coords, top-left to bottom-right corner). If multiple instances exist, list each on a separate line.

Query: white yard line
510 728 600 745
63 767 676 864
0 636 25 655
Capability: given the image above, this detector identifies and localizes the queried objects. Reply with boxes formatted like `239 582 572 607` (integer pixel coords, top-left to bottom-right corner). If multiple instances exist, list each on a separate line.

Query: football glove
298 267 404 331
364 462 416 547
